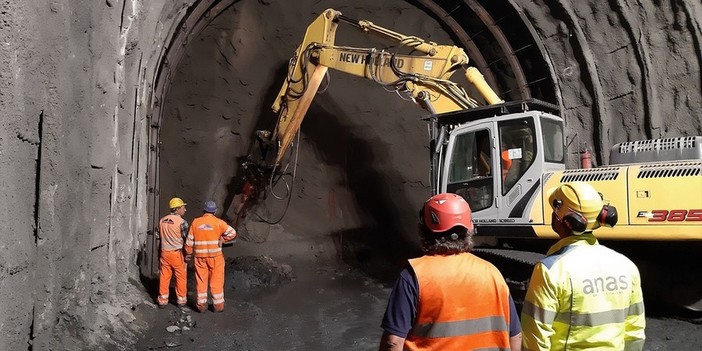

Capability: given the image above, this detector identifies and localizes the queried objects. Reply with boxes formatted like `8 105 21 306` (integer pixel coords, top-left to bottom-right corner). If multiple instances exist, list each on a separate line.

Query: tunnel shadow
302 99 424 284
136 248 160 304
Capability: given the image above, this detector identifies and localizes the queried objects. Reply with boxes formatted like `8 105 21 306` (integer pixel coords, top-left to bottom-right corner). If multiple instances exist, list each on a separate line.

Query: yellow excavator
242 8 702 311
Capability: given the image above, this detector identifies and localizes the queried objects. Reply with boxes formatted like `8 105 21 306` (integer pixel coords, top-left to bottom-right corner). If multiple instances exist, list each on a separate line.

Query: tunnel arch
410 0 559 104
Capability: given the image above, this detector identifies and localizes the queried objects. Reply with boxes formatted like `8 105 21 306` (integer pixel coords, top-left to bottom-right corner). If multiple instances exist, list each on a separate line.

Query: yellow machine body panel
626 162 702 228
531 161 702 240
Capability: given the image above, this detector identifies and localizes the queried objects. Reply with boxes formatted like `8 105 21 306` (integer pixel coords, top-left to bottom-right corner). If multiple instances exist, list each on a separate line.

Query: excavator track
473 248 545 266
472 247 544 312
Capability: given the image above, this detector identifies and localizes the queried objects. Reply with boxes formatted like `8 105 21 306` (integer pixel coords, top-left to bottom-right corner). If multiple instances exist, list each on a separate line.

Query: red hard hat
421 193 474 233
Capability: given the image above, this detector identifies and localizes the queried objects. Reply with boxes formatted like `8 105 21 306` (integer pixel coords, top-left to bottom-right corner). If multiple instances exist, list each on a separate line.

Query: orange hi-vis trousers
158 250 187 306
194 255 226 312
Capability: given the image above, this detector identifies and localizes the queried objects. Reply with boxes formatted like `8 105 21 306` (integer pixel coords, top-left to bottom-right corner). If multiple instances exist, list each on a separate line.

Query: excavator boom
268 8 502 165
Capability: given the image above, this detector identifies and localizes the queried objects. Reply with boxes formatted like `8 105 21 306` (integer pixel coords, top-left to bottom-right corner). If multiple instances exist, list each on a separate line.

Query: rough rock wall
0 0 197 349
520 0 702 164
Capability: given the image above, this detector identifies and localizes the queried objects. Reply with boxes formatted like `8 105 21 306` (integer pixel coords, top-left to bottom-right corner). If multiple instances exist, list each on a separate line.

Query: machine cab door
496 115 542 224
441 111 563 227
441 121 499 222
495 112 565 225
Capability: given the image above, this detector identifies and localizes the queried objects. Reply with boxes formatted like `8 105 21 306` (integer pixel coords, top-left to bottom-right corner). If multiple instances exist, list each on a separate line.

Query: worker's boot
157 296 169 308
213 303 224 313
176 297 187 309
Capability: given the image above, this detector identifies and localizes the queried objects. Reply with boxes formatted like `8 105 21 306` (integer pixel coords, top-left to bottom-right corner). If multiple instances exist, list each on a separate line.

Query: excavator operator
501 126 534 192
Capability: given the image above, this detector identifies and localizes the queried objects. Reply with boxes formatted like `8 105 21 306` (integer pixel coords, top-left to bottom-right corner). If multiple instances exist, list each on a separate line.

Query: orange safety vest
405 253 511 351
501 150 512 180
185 213 237 258
159 214 187 251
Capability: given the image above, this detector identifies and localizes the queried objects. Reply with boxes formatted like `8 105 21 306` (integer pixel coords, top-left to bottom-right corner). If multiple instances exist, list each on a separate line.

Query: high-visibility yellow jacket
521 233 645 351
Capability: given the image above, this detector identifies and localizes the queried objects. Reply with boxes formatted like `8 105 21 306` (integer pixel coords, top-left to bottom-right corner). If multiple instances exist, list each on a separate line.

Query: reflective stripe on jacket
521 233 646 351
405 253 511 351
185 213 237 258
158 214 188 251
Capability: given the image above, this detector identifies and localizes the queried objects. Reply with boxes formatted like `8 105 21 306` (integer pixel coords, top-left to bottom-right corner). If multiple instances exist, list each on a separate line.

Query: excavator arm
267 8 503 165
232 8 505 226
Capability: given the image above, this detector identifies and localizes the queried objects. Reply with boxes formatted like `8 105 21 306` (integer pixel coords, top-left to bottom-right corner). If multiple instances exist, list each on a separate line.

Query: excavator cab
434 100 565 229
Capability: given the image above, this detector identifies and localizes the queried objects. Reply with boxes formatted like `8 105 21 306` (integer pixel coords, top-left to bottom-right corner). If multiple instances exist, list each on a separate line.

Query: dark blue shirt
381 265 522 338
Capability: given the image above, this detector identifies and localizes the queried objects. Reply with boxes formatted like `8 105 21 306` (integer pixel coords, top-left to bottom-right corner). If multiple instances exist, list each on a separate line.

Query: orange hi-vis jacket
158 214 188 251
185 214 237 258
405 253 511 351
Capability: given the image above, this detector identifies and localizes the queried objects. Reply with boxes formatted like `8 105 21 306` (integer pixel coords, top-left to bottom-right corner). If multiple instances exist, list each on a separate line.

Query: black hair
418 223 475 255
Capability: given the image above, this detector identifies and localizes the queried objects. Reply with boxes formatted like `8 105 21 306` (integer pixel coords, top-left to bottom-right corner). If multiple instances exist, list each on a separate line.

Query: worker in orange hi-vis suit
184 200 237 312
157 197 190 309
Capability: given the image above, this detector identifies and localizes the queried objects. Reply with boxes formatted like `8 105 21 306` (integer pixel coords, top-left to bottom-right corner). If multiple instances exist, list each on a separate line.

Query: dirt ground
135 257 388 350
133 246 702 351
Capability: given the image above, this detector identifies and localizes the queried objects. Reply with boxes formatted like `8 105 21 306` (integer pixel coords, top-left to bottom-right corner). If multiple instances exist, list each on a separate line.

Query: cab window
541 118 564 163
499 118 536 194
447 129 493 212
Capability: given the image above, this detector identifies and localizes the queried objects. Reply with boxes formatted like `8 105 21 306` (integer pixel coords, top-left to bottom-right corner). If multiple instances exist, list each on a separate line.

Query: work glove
222 235 236 247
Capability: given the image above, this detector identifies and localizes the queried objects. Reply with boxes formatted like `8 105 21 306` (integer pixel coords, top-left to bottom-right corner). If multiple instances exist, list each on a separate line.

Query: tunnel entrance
142 0 558 280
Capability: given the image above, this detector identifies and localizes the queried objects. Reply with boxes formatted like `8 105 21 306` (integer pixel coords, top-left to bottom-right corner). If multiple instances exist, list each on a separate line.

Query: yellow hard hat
169 197 187 209
547 182 603 233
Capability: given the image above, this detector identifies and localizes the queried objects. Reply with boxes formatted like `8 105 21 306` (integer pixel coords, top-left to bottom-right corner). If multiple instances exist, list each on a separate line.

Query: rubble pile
227 256 295 290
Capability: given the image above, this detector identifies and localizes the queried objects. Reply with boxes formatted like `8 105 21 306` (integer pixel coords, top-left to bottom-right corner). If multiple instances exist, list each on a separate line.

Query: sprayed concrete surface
0 0 701 349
